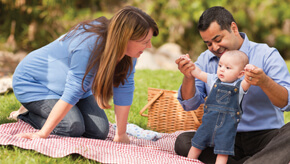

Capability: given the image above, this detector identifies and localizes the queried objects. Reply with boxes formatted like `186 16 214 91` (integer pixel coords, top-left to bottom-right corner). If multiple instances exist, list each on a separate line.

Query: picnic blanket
0 120 203 164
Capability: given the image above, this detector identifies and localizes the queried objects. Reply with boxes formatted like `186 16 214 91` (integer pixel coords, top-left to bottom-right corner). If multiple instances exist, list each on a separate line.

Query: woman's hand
113 133 130 144
16 131 48 139
114 105 130 144
16 100 73 140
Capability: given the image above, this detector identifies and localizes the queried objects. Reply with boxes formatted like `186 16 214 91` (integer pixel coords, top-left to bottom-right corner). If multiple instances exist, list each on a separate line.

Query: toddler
180 50 254 164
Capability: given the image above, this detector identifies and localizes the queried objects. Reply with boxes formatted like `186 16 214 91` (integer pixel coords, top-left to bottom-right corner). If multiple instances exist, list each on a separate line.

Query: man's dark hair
198 6 236 32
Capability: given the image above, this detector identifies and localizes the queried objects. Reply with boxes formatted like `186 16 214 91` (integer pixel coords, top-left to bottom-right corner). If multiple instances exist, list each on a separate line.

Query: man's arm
244 66 288 108
175 54 196 100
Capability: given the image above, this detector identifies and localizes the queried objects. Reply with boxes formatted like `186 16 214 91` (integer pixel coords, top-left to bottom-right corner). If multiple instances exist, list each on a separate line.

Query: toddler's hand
244 64 256 72
179 54 197 72
179 54 191 61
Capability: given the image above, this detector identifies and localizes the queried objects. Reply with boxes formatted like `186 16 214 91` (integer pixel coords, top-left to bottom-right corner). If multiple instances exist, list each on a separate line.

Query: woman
11 6 159 143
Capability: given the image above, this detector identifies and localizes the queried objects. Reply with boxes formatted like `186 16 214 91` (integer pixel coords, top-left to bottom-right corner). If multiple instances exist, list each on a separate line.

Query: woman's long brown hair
64 6 158 109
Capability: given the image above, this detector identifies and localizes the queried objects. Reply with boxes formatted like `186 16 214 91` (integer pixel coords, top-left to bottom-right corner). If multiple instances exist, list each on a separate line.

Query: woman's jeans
19 95 109 139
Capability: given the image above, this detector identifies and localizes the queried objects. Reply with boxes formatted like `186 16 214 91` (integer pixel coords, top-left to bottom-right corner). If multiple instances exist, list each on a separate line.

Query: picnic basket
139 87 204 133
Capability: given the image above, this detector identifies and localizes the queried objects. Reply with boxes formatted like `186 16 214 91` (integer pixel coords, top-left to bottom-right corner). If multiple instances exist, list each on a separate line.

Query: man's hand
175 54 196 80
244 64 288 108
244 64 268 86
176 54 197 100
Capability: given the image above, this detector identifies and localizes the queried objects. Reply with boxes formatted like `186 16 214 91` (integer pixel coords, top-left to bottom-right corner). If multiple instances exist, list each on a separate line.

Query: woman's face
125 28 154 58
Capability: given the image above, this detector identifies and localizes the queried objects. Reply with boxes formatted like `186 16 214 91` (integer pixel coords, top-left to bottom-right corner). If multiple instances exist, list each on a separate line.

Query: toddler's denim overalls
191 79 243 155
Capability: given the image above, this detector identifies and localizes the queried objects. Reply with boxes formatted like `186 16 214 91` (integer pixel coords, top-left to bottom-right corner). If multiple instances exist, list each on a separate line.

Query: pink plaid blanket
0 120 203 164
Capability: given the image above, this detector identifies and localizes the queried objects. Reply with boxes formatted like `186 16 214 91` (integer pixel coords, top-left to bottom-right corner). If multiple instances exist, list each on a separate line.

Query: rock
0 50 26 94
156 43 182 60
153 54 179 70
136 49 161 70
135 43 183 71
0 76 13 94
0 51 26 77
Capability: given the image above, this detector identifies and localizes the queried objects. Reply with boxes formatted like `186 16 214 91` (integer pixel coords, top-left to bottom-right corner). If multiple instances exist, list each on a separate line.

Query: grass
1 66 290 163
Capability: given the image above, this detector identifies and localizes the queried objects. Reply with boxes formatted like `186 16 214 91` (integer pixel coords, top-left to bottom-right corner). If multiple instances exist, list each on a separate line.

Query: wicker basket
139 88 204 133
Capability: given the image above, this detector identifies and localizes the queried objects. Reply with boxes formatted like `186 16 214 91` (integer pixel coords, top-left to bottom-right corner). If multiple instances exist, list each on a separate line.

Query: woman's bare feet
8 105 28 121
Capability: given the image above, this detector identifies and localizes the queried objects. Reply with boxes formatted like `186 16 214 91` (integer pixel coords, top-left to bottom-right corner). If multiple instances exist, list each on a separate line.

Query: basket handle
190 111 201 127
139 90 164 117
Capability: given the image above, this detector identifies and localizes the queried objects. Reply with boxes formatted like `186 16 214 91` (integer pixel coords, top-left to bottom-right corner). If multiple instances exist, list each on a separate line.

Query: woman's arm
16 99 73 139
113 105 130 143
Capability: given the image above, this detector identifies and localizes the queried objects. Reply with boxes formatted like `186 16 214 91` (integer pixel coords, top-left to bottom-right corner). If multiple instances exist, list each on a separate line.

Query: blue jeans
19 95 109 139
192 79 242 155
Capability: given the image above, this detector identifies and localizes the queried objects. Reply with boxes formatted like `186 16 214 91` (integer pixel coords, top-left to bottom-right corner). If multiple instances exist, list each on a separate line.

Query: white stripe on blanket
0 120 203 164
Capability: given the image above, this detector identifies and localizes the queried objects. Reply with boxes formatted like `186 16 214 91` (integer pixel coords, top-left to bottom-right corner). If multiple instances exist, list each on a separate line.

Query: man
175 6 290 164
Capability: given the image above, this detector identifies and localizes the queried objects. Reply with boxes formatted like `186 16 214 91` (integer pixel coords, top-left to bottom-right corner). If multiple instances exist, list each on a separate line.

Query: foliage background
0 0 290 59
0 1 290 162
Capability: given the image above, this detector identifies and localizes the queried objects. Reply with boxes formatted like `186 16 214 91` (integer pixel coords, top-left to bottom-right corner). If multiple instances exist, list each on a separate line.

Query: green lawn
1 64 290 163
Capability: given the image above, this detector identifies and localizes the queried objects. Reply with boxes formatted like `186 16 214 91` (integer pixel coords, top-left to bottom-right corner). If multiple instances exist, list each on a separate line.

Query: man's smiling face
199 21 241 58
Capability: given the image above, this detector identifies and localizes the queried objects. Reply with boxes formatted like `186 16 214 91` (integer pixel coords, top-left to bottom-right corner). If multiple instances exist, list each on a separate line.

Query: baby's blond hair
222 50 249 70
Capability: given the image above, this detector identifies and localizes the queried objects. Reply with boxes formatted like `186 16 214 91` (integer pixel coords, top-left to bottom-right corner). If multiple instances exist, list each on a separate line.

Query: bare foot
8 105 28 121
